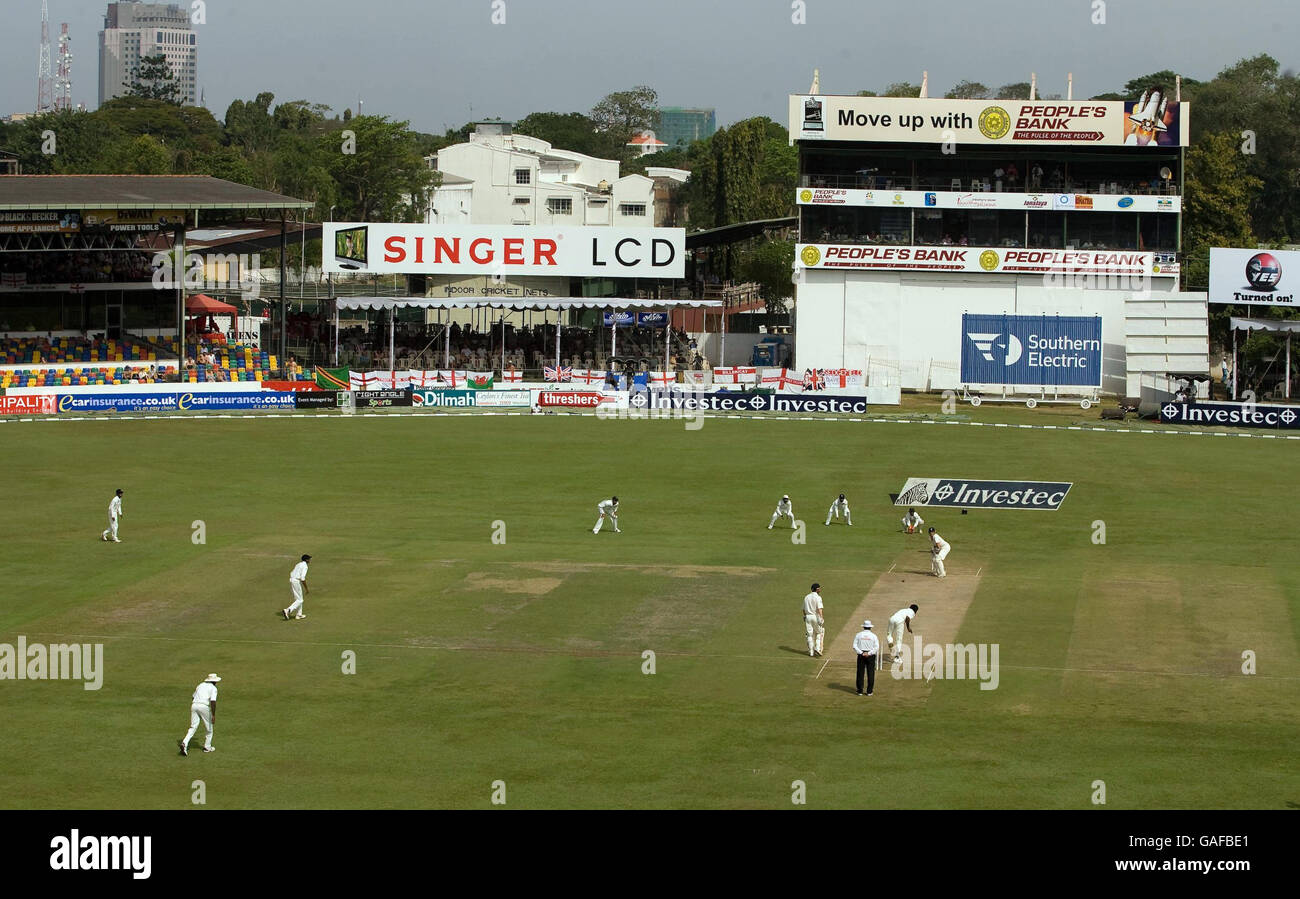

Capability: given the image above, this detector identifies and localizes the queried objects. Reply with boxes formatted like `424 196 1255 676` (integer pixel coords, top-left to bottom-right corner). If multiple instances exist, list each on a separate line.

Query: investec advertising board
323 223 685 278
797 244 1176 277
1160 400 1300 430
790 95 1188 146
960 314 1102 388
893 477 1073 510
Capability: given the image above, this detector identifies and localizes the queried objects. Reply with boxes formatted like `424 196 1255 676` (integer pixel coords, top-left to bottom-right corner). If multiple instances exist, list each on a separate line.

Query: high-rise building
656 107 716 148
98 2 197 107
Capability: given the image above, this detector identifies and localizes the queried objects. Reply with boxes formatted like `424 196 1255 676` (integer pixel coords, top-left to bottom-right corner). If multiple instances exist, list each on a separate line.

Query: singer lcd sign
324 223 685 278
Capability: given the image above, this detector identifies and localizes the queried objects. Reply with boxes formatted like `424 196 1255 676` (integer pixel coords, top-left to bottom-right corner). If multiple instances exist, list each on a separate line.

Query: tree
321 116 436 222
122 54 181 104
995 82 1032 99
514 111 616 158
882 82 921 98
224 93 277 154
737 240 796 314
590 86 660 160
944 80 990 100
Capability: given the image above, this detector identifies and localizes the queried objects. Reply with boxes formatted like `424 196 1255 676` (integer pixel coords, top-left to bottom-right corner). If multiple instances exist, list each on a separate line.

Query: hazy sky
3 0 1297 132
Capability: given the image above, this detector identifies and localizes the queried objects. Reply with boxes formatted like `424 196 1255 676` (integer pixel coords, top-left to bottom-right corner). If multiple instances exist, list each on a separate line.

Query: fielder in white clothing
768 495 795 529
802 583 825 656
177 673 220 755
901 508 924 533
100 489 123 542
283 554 311 619
887 604 918 660
593 497 620 534
929 527 951 577
825 493 852 526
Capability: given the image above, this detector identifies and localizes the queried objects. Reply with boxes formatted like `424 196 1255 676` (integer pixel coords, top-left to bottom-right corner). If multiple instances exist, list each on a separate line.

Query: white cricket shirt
109 495 122 518
802 592 823 616
191 682 218 706
890 607 916 627
290 561 309 582
852 630 879 655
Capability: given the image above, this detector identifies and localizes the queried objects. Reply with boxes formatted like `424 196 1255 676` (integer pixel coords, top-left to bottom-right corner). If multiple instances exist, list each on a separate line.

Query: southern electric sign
894 478 1073 511
961 314 1102 388
323 223 685 278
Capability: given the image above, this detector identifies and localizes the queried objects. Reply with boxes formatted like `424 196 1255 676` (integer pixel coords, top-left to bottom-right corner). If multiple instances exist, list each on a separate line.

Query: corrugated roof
0 175 313 211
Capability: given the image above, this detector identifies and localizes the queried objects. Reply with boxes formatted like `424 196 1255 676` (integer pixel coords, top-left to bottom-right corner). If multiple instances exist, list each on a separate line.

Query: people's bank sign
323 223 685 278
960 314 1102 387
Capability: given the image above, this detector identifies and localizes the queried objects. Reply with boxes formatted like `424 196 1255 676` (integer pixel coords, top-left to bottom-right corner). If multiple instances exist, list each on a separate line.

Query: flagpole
445 308 451 369
389 305 395 387
500 309 506 379
555 313 561 371
664 316 670 378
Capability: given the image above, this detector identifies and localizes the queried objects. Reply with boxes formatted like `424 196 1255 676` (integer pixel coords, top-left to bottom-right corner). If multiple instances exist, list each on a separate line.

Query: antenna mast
55 22 73 112
37 0 54 113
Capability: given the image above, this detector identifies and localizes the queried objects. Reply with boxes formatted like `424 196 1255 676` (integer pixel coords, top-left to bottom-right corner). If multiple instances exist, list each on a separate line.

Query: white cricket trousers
183 703 213 749
770 511 794 528
932 547 949 577
102 516 119 541
287 579 305 614
887 622 905 655
593 509 618 533
826 504 851 525
804 614 824 654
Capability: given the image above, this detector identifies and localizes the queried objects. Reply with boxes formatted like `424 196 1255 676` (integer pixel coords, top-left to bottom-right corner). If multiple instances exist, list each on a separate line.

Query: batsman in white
929 527 950 577
177 673 220 755
100 488 123 543
768 494 795 529
901 507 924 534
593 496 620 534
802 583 825 656
283 554 311 619
825 493 852 526
886 604 918 661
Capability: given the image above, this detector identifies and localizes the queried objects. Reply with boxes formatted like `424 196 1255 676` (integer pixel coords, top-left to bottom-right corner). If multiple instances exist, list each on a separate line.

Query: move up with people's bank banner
790 94 1187 146
960 314 1102 388
323 223 685 278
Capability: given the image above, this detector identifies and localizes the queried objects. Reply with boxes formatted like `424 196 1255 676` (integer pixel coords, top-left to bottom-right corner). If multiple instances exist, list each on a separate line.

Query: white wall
1125 291 1209 401
795 269 1182 393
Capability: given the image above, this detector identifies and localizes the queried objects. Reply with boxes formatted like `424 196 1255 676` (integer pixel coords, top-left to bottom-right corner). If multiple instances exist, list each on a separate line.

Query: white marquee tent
332 296 724 374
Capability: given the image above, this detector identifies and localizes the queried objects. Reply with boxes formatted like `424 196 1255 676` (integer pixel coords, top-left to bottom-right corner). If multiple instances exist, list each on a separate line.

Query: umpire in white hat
852 621 880 696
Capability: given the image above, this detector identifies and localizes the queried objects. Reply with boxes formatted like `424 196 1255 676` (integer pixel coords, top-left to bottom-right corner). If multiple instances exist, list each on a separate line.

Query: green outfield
1 408 1297 809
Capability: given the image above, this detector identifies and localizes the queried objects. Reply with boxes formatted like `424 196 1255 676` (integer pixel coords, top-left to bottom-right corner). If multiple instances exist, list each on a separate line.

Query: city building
789 87 1206 399
98 1 197 107
657 107 716 148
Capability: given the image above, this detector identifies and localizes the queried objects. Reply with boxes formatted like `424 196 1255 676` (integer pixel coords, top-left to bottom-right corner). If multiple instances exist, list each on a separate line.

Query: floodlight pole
279 216 287 371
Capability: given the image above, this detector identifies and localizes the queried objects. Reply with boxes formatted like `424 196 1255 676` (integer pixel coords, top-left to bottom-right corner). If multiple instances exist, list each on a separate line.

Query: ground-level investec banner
412 389 531 408
797 244 1177 277
324 223 685 278
1208 248 1298 306
894 478 1073 510
634 391 870 414
0 395 57 415
57 392 298 413
961 314 1102 388
1160 400 1300 430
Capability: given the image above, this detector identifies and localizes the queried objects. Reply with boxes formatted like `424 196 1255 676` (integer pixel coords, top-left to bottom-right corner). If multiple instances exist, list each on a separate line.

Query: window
513 197 531 205
619 203 647 217
546 198 572 215
514 169 531 185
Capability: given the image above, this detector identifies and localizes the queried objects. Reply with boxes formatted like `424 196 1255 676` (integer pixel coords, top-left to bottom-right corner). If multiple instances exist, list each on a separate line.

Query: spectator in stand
1006 162 1019 186
1030 163 1043 188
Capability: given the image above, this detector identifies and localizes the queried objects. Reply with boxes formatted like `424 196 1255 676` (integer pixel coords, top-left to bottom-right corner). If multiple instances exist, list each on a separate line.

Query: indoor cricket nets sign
894 478 1073 510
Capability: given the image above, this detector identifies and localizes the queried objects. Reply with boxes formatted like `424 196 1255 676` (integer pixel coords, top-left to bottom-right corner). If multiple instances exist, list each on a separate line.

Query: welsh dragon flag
315 366 350 390
466 371 494 390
